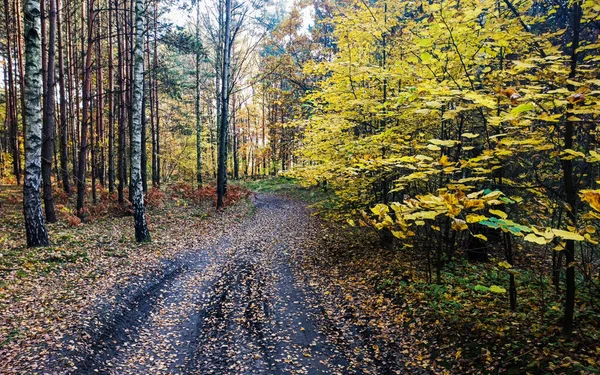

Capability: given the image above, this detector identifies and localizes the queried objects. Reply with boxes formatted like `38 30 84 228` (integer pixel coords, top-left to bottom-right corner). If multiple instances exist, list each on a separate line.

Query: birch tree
23 0 49 247
131 0 150 242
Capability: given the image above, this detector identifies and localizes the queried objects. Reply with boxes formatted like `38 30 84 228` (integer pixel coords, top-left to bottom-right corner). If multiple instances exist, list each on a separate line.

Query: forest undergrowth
305 230 600 374
254 178 600 374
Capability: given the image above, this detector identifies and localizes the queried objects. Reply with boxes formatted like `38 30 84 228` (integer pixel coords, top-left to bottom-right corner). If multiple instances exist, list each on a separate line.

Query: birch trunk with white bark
131 0 150 242
23 0 49 247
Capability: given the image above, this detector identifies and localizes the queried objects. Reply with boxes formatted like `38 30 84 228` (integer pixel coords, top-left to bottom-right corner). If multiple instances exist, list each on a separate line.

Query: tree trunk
108 4 115 192
126 0 133 203
148 33 156 187
195 1 202 187
95 10 105 187
2 64 8 179
116 0 126 203
141 75 148 193
66 0 78 184
91 91 96 204
15 0 27 180
131 0 150 242
23 0 49 247
76 0 94 220
232 95 239 180
42 0 57 223
261 83 266 176
57 0 70 194
217 0 232 208
561 0 582 339
153 0 159 186
4 0 21 184
148 43 156 187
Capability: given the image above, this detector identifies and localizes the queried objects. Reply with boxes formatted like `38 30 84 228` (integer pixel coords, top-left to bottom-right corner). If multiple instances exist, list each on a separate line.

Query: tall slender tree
76 0 95 220
57 0 70 194
152 0 159 186
195 0 203 187
232 93 239 179
561 0 583 339
216 0 232 208
107 3 115 192
4 0 21 184
131 0 150 242
41 0 57 222
23 0 49 247
115 0 126 203
95 10 105 187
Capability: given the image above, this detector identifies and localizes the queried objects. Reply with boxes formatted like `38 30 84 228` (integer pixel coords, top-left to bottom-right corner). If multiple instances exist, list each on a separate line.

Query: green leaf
474 285 489 292
421 51 433 63
510 103 535 115
480 220 500 229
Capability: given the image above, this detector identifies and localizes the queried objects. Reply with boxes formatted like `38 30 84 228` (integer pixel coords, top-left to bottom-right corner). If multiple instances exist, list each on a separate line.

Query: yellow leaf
581 190 600 212
560 149 586 160
463 91 497 108
415 211 440 220
553 242 566 251
551 229 585 241
524 233 548 245
473 233 488 241
532 226 554 240
489 209 508 219
589 150 600 162
439 155 453 167
466 214 487 223
429 139 460 147
452 219 468 231
584 233 598 244
489 285 507 294
498 261 512 269
371 204 389 218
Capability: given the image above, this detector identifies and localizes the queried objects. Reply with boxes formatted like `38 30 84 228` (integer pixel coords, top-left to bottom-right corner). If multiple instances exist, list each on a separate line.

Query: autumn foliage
288 0 600 372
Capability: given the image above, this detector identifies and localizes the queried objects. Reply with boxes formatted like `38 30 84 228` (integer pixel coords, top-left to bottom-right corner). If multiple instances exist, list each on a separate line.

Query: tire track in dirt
62 194 398 374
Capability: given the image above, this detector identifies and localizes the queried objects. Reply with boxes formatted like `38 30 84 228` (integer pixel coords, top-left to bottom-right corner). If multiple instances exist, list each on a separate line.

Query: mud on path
49 194 399 375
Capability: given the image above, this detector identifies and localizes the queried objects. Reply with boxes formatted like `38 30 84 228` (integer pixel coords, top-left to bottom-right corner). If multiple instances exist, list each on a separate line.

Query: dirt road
52 194 403 375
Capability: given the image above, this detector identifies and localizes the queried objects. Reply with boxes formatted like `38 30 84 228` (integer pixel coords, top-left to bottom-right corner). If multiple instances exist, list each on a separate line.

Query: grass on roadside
242 176 331 203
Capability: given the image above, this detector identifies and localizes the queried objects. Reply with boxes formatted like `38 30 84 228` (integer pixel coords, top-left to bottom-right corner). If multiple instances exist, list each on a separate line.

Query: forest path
69 194 385 375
